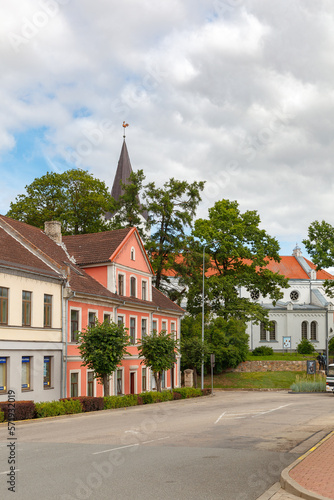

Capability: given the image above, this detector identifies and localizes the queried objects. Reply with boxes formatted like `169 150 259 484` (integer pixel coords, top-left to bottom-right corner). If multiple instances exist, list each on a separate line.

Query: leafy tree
7 169 115 234
180 315 210 387
329 337 334 354
190 199 289 324
144 178 205 294
137 331 179 392
206 317 249 373
303 220 334 296
78 319 130 396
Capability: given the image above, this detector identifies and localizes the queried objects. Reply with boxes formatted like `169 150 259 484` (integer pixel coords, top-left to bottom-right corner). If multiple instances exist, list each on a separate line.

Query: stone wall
228 360 317 373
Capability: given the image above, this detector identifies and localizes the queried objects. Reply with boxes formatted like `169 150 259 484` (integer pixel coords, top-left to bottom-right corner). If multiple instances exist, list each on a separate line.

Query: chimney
44 221 62 244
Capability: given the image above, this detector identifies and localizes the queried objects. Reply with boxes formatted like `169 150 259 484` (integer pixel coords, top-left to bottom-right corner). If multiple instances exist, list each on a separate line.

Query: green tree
206 317 249 373
303 220 334 296
329 337 334 355
180 337 209 388
78 319 130 396
137 331 179 392
190 199 289 324
144 178 205 294
7 169 115 234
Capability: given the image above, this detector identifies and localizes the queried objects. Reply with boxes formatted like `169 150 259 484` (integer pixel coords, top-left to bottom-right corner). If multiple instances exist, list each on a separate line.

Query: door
130 372 135 395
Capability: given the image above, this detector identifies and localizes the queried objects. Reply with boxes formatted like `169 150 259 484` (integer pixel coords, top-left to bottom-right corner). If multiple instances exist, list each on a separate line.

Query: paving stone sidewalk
257 431 334 500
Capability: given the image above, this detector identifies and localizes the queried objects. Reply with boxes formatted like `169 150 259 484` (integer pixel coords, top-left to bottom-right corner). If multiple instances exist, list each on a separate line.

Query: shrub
172 391 182 400
35 401 66 418
77 397 104 412
61 399 82 414
0 410 4 422
201 388 212 396
173 388 202 399
0 401 35 421
290 374 326 393
296 338 315 355
252 346 274 356
104 395 138 410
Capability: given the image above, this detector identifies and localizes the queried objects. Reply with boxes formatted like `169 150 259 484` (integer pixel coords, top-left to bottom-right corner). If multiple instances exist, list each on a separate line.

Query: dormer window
130 247 135 261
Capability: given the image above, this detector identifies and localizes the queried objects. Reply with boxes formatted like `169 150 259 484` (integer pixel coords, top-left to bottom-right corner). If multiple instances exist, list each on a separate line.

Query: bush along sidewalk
290 374 326 393
0 388 211 422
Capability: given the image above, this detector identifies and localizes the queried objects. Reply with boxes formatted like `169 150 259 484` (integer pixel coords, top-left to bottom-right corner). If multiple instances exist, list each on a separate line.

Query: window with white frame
161 320 167 332
22 356 31 391
171 322 176 339
44 294 52 328
152 320 157 333
117 369 123 395
130 317 136 344
118 315 124 326
118 274 125 295
87 371 94 396
142 280 147 301
260 321 276 341
0 287 8 325
104 313 111 323
71 309 80 342
142 367 147 392
141 318 147 339
43 356 52 388
130 277 136 297
130 247 135 261
70 372 79 397
88 311 96 327
310 321 317 341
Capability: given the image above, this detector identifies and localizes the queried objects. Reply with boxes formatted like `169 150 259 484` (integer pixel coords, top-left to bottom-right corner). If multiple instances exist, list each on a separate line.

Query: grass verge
246 353 317 361
204 371 305 389
290 374 326 392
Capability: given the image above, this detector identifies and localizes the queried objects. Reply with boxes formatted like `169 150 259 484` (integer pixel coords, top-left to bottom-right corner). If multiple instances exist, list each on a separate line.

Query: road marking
215 404 293 423
92 436 170 455
214 412 226 424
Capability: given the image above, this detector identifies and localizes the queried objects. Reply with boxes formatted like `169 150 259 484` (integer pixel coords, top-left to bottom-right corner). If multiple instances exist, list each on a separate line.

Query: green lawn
246 353 316 361
204 371 306 389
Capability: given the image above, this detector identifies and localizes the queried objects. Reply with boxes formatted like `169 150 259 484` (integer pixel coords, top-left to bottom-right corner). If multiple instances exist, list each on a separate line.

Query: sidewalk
257 431 334 500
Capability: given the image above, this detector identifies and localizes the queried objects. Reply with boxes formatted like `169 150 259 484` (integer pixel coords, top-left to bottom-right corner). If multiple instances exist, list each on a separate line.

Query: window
290 290 299 301
301 321 308 339
117 369 123 395
260 322 266 341
142 281 147 301
71 310 79 342
22 291 32 326
260 321 276 341
310 321 317 341
0 357 7 392
43 356 51 388
130 277 136 297
0 287 8 325
141 318 147 339
22 356 31 390
87 371 94 396
118 274 124 295
88 312 96 327
131 247 135 261
152 320 157 333
269 321 276 341
161 321 167 332
104 313 111 323
44 294 52 328
171 322 176 339
130 318 136 344
250 290 260 301
71 372 79 397
142 367 147 392
118 315 124 326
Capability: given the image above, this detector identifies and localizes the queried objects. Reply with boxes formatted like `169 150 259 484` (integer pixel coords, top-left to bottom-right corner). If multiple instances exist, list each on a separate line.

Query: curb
280 431 334 500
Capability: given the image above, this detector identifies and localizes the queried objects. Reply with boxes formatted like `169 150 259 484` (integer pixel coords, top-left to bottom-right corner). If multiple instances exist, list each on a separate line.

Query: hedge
104 394 138 409
61 396 104 412
0 400 35 421
35 399 82 418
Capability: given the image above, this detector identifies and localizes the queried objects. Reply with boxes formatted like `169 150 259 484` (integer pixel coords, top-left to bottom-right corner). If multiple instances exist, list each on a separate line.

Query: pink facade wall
84 265 108 288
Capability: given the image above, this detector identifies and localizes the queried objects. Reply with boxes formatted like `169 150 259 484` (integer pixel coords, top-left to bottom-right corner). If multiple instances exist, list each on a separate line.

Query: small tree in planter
78 320 130 396
137 331 179 392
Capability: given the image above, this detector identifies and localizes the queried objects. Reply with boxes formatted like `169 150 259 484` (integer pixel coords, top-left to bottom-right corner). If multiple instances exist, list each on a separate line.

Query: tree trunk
154 372 162 392
103 374 109 396
193 368 198 388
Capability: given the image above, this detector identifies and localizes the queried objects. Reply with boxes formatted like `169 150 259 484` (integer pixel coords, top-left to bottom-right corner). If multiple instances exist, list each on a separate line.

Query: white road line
251 403 292 417
214 411 226 424
92 436 170 455
0 470 20 475
93 443 139 455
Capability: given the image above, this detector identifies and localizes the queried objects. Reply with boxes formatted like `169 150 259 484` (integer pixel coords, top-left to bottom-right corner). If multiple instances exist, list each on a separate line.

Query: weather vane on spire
122 121 129 139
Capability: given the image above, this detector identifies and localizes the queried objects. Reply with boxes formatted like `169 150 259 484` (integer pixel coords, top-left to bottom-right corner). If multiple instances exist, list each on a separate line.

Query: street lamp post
201 245 205 390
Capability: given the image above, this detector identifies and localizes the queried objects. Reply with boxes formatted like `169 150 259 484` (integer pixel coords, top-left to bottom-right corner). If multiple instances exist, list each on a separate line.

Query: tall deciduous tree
190 199 289 324
137 331 179 392
303 220 334 296
7 169 114 234
144 178 205 293
78 320 130 396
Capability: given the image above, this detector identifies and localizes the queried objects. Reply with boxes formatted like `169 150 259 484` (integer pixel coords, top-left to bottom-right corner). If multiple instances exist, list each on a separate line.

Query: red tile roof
63 228 133 265
265 256 334 280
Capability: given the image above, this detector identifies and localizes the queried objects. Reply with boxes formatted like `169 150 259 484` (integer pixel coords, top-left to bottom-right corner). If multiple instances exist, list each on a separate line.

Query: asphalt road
0 391 334 500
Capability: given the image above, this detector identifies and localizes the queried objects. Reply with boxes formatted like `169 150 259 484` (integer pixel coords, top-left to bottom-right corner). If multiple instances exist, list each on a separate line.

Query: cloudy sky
1 0 334 258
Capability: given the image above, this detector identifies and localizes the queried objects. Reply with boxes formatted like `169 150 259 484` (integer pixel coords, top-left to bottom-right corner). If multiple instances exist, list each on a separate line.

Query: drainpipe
63 290 75 398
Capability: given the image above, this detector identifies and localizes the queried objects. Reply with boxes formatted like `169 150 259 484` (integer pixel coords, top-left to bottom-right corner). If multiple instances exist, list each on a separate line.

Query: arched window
269 321 276 341
310 321 317 341
260 322 266 341
130 277 136 297
130 247 135 261
301 321 308 339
